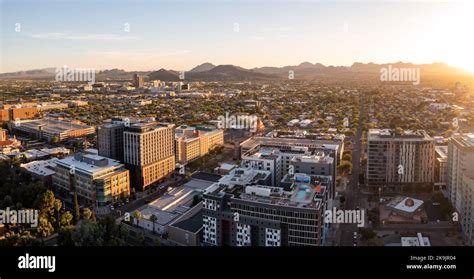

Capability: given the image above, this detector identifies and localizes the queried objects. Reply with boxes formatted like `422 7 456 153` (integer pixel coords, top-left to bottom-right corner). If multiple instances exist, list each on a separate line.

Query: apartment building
175 136 201 165
98 118 128 162
202 170 330 246
124 122 175 191
241 147 283 187
174 126 224 165
434 146 448 189
241 143 336 198
53 152 130 207
366 129 435 192
447 134 474 245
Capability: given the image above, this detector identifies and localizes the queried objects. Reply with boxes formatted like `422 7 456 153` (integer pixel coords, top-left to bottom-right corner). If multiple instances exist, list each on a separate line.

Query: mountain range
0 62 470 81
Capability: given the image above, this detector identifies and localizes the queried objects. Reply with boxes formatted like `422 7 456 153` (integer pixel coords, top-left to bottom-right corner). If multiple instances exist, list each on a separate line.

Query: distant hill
1 62 470 81
148 69 180 81
189 62 215 73
0 68 56 79
186 65 276 81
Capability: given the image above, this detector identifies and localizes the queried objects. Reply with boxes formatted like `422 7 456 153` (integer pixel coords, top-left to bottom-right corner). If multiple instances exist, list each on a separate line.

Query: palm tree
53 199 62 229
83 208 93 220
149 214 158 234
132 210 142 227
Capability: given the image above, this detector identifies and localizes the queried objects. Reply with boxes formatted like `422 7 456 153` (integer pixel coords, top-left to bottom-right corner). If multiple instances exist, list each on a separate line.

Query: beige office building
447 134 474 245
366 129 435 192
124 123 175 191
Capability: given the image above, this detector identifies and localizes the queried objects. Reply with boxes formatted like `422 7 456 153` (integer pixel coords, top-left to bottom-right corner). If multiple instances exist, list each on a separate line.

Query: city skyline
1 0 473 73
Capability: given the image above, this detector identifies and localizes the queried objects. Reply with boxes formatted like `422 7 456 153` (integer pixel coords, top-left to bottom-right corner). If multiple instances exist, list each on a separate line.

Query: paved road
339 93 365 246
108 177 183 220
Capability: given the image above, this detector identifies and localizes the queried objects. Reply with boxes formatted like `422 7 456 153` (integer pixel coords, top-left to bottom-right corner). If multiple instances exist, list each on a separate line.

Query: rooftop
55 152 123 175
15 118 93 133
452 133 474 148
237 173 328 210
401 233 431 246
435 146 448 161
387 196 424 213
240 136 341 151
21 159 57 176
368 129 433 141
170 209 203 233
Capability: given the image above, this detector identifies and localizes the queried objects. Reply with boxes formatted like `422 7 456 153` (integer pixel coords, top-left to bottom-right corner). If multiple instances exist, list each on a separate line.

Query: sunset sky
1 0 473 73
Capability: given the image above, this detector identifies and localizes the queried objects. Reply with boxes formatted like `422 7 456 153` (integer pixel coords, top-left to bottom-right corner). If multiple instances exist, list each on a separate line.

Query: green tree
360 228 377 241
73 192 80 223
36 215 54 237
83 208 93 220
72 220 104 246
366 237 384 246
38 190 56 217
60 211 73 227
337 161 353 174
58 225 75 246
53 199 62 229
132 210 142 227
149 214 158 234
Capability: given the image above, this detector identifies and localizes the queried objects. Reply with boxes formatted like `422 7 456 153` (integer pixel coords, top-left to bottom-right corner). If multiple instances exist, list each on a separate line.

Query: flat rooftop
55 153 123 175
368 129 433 141
149 187 198 212
139 206 179 226
21 159 57 176
238 183 325 210
170 210 203 233
452 133 474 148
240 136 340 151
401 235 431 247
15 119 93 133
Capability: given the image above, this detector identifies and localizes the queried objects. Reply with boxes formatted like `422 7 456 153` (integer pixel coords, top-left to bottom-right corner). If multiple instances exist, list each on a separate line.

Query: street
339 93 365 246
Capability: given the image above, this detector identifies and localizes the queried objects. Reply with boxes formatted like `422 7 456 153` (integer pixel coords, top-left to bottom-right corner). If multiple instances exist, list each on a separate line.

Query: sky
1 0 473 73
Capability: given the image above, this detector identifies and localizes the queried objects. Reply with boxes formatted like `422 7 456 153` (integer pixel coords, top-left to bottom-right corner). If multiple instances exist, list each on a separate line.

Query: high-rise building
202 169 330 246
124 122 175 191
98 118 128 162
447 134 474 245
434 146 448 190
366 129 435 192
53 151 130 207
133 74 144 88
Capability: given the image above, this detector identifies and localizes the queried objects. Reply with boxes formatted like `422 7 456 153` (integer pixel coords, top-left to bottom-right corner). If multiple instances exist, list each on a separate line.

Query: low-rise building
53 152 130 207
12 118 95 141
